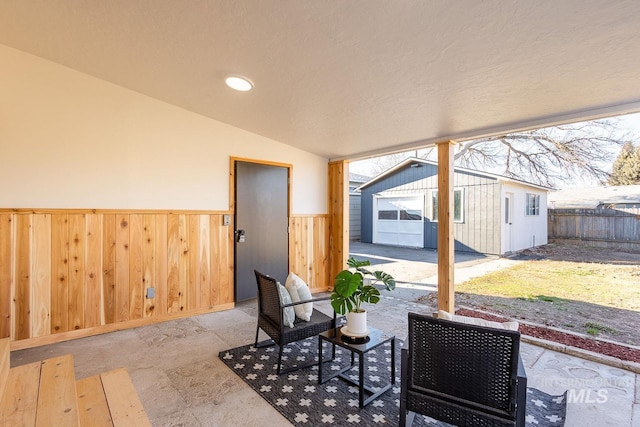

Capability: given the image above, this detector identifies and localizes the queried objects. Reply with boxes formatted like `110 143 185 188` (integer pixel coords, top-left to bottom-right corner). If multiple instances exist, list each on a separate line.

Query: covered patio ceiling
2 1 640 161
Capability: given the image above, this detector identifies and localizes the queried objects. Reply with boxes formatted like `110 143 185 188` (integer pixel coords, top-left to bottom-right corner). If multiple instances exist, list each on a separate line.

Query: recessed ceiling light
225 75 253 92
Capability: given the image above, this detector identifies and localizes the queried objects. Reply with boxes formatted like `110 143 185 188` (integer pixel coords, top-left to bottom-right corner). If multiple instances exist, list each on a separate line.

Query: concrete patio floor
10 293 638 426
8 242 639 426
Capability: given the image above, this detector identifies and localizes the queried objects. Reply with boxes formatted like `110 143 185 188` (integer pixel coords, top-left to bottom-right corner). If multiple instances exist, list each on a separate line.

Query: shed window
525 193 540 216
431 189 464 222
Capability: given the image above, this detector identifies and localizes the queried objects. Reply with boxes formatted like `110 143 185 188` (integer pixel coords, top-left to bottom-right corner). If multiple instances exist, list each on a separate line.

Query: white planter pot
347 310 368 335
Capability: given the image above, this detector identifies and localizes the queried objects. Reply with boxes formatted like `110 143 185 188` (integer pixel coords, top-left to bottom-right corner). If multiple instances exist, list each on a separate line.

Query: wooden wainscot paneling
166 214 183 314
289 215 330 292
31 214 51 338
68 214 86 331
51 214 69 334
15 215 31 340
210 214 234 306
84 214 102 328
115 214 130 323
0 209 235 350
142 214 156 318
0 214 14 339
154 214 168 316
128 214 145 321
102 214 116 324
195 215 211 310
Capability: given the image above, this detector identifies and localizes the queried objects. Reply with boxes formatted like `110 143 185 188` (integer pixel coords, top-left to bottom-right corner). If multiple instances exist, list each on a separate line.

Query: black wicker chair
400 313 527 427
254 270 338 374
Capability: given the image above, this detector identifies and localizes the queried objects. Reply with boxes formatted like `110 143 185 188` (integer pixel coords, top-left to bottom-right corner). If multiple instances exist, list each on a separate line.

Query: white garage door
374 196 424 247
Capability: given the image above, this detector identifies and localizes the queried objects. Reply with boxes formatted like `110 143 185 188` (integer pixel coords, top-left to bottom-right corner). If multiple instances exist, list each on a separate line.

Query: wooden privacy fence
548 207 640 251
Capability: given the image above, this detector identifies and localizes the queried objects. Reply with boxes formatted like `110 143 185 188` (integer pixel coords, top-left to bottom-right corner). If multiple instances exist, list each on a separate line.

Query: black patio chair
254 270 338 374
400 313 527 427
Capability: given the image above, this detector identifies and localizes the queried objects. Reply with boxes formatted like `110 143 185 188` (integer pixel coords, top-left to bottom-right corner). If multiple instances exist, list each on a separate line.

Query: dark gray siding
361 163 502 254
453 171 501 254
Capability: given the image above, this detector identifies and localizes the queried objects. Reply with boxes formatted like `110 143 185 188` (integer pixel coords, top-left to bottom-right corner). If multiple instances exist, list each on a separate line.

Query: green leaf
356 266 373 276
333 270 361 297
331 292 357 315
373 271 396 291
359 286 380 304
330 293 345 314
347 257 371 269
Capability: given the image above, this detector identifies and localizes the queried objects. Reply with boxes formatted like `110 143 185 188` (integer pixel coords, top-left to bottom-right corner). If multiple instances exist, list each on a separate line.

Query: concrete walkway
8 242 638 426
349 240 520 297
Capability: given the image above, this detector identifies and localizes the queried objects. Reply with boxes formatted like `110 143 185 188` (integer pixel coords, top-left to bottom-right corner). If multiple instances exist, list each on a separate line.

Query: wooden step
36 354 80 426
76 375 113 427
0 361 41 426
0 338 9 405
77 368 150 427
1 341 148 427
100 368 150 427
1 354 80 426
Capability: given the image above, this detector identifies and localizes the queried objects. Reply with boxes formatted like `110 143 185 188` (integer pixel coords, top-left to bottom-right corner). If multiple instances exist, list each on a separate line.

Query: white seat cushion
285 272 313 322
277 282 296 328
438 310 519 331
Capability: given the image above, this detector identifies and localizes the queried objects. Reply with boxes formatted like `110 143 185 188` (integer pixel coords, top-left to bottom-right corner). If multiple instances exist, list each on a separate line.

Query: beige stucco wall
0 44 328 214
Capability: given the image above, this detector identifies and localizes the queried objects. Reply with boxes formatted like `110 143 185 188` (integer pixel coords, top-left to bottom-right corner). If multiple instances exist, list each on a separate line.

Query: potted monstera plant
330 257 396 337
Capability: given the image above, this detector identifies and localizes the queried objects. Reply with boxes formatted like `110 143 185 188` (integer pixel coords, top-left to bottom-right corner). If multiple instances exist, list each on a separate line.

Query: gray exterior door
234 161 289 301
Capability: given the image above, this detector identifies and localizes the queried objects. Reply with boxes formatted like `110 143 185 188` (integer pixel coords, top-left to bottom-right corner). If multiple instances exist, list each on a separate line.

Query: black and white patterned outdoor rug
219 337 567 426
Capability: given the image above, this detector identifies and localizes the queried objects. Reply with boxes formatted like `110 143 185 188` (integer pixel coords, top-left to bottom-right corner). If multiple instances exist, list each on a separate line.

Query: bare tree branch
449 119 632 187
353 118 635 188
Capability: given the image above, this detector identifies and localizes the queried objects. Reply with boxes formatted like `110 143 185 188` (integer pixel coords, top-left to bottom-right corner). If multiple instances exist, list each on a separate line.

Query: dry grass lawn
455 259 640 345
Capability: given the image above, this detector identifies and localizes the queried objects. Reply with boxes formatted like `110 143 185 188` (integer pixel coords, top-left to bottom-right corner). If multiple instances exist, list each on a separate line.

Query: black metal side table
318 326 395 408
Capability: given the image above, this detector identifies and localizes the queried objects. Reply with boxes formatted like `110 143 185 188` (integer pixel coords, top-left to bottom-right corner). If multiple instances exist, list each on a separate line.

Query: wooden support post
437 141 456 313
328 161 349 288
